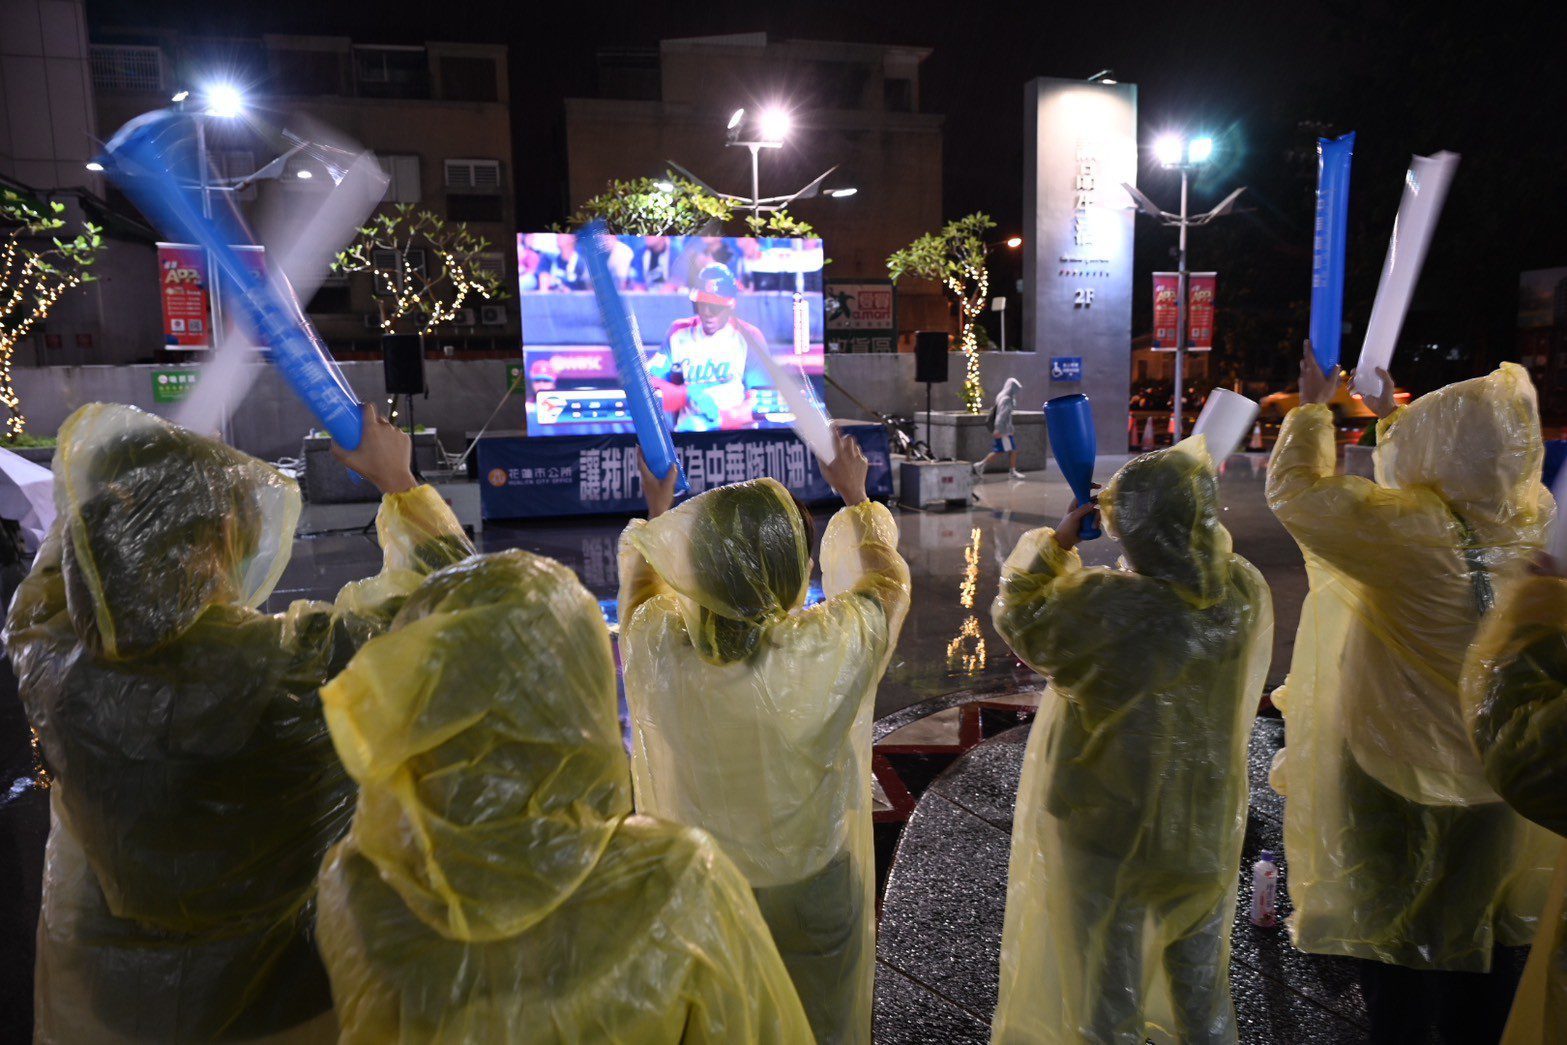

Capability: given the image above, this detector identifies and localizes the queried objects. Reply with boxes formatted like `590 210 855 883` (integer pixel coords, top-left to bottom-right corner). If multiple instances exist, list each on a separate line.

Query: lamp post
723 106 792 221
1123 136 1244 438
171 84 248 359
984 236 1023 351
667 107 850 224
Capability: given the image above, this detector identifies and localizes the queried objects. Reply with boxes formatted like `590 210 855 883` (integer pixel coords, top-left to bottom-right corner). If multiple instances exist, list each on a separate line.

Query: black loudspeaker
382 334 426 395
914 330 950 384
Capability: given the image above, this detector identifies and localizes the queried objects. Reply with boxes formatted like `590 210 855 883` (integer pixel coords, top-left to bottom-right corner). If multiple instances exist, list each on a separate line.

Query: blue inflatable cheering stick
577 221 688 495
1309 131 1355 379
96 110 364 449
1045 393 1101 541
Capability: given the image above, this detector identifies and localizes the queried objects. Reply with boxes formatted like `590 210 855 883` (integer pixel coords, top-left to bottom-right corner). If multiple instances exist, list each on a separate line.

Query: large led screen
517 233 825 436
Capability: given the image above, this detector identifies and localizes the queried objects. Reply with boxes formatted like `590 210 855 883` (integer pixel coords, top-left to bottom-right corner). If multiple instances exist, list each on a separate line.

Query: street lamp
983 237 1024 350
1123 134 1245 438
725 105 790 221
204 82 246 119
666 108 843 223
758 107 791 143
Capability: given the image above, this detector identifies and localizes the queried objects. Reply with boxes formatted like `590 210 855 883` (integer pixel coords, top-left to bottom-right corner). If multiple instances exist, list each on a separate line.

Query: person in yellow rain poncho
4 402 472 1044
988 436 1273 1045
313 549 813 1044
617 429 911 1045
1267 349 1557 1040
1461 561 1567 1044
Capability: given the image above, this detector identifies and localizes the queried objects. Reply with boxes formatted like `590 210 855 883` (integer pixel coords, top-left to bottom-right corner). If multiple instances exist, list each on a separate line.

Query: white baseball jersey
657 317 750 429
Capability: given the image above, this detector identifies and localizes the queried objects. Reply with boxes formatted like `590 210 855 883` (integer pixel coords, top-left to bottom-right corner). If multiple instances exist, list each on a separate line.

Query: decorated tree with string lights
562 174 817 238
887 213 996 413
332 204 505 334
0 189 102 438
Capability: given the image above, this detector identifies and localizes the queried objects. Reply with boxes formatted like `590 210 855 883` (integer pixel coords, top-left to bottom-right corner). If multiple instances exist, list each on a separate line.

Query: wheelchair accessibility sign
1050 356 1083 381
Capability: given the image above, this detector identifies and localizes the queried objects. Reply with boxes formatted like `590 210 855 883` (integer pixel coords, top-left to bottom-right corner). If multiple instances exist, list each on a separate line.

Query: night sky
87 0 1567 389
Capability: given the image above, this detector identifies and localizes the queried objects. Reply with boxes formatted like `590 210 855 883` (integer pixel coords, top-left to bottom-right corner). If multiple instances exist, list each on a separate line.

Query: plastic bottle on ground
1250 850 1279 928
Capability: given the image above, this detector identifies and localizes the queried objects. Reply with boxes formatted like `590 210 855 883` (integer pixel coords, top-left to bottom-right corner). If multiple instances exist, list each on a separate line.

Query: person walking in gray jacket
974 377 1025 479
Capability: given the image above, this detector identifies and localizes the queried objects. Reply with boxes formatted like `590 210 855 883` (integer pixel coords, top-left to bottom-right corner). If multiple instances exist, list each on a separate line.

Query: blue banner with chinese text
477 424 893 520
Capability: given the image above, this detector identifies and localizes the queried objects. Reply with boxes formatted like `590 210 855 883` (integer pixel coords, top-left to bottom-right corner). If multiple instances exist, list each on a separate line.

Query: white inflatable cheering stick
1352 151 1459 398
744 290 838 464
1191 388 1259 463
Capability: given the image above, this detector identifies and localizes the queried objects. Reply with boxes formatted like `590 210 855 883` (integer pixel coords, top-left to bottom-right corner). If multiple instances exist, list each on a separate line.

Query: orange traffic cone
1249 422 1264 451
1142 417 1156 449
1128 414 1140 449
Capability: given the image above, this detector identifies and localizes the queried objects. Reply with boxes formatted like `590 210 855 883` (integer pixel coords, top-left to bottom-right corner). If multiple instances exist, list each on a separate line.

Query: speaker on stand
913 330 951 457
382 332 427 479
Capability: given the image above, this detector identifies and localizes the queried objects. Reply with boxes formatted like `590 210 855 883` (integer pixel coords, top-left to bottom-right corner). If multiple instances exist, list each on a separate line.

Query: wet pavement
259 450 1304 718
0 452 1310 1040
874 716 1375 1043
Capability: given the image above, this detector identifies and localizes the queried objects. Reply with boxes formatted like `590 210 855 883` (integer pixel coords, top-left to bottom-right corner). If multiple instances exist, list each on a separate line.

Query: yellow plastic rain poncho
313 549 812 1044
1461 574 1567 1043
1266 364 1557 972
4 402 472 1043
989 437 1274 1045
618 478 911 1045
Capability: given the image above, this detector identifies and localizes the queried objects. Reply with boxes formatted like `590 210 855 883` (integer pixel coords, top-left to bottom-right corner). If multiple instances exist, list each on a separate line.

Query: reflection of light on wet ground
946 527 987 674
957 527 980 610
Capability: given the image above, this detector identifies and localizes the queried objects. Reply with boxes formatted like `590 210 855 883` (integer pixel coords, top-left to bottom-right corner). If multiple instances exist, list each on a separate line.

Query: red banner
1151 271 1217 351
1188 272 1216 351
157 243 271 351
1152 272 1179 347
158 243 211 349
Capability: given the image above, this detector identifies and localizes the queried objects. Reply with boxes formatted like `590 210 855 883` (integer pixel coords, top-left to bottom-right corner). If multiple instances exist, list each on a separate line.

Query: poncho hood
1101 436 1231 607
1374 363 1550 544
53 403 298 659
320 550 629 942
628 477 810 664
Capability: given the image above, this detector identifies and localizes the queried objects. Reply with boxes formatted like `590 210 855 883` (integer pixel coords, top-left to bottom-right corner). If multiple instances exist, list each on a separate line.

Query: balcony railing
90 45 164 93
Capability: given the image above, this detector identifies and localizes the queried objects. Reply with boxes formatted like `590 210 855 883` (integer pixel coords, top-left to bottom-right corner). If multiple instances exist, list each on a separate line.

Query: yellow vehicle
1258 383 1410 422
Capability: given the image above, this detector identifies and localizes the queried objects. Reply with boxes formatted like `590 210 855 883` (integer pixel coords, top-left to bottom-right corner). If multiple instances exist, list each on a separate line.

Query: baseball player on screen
647 263 770 431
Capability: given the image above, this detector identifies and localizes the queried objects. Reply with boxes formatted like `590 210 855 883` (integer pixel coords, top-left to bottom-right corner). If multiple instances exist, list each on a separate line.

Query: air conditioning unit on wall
452 307 477 327
362 314 383 330
479 304 506 326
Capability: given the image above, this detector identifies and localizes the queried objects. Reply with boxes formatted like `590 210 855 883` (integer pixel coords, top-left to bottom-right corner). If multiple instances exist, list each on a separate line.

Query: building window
379 154 422 203
443 159 501 193
355 46 429 99
447 194 503 223
439 55 497 102
90 45 164 93
371 247 427 297
595 46 660 100
475 251 505 280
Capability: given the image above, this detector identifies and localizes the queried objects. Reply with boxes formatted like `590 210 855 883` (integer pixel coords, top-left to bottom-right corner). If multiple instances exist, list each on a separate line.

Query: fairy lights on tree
561 174 816 238
887 213 996 414
0 189 102 438
333 204 506 335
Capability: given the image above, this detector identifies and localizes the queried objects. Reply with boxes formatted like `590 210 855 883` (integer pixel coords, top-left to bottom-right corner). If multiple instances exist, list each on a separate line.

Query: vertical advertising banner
1187 273 1217 351
1151 272 1217 350
158 242 210 350
1152 272 1179 347
157 243 273 351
